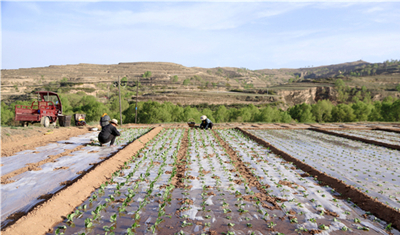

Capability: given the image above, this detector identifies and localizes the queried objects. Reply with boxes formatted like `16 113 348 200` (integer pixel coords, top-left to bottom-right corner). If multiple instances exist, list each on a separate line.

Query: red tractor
15 91 63 127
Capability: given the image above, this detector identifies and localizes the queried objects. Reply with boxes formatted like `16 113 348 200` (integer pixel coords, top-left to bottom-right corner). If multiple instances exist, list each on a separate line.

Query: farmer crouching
98 119 120 147
199 115 213 130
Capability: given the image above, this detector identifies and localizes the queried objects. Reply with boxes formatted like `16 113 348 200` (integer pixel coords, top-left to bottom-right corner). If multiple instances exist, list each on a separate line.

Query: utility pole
135 76 139 124
118 76 123 126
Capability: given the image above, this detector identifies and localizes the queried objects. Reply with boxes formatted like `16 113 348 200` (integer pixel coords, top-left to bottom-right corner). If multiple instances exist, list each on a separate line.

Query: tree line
1 92 399 125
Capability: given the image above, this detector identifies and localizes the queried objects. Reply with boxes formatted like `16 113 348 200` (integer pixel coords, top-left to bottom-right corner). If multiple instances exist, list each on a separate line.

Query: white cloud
73 3 305 31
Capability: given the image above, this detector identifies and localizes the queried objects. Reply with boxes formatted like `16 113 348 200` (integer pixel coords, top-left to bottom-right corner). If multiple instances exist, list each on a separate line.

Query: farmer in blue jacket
199 115 213 130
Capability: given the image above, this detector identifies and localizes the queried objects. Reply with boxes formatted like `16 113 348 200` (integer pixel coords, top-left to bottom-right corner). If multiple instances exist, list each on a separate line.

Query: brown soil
278 180 306 190
375 127 400 134
311 128 400 150
1 145 84 184
171 129 188 188
213 130 285 210
308 230 322 234
237 127 400 231
1 126 91 157
322 209 339 217
53 166 69 171
177 198 194 205
1 127 162 235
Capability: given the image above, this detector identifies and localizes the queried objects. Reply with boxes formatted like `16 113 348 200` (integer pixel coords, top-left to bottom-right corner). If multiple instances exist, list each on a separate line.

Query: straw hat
200 115 207 121
110 119 118 125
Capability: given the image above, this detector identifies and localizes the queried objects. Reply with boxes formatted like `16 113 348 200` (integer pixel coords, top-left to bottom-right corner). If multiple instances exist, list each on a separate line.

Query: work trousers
99 134 117 145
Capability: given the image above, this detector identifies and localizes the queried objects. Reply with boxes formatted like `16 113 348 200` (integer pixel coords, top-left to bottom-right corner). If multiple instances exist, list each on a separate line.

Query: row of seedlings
51 128 184 235
217 129 394 234
249 129 400 211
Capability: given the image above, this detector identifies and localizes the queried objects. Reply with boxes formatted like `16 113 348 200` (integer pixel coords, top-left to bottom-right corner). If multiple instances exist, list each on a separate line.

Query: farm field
1 125 400 235
1 127 150 228
46 128 397 235
248 129 400 211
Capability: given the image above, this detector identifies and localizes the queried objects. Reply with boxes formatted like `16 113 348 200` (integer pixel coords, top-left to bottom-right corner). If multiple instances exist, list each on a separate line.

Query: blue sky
2 1 400 70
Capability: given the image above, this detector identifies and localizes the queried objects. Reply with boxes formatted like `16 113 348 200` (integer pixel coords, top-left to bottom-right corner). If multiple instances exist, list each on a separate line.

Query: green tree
311 100 333 123
352 101 372 121
288 103 315 123
335 79 345 88
1 102 14 125
73 96 110 123
396 84 400 92
171 75 179 82
142 71 152 78
257 106 282 122
368 101 383 121
280 111 292 123
331 104 356 122
213 105 228 123
183 79 190 85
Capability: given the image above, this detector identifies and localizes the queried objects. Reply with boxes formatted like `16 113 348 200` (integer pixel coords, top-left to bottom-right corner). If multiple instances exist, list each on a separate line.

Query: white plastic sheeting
249 129 400 210
1 128 150 227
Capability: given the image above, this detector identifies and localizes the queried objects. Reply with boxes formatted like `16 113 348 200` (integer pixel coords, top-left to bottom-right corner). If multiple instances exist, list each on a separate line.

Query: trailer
15 91 62 127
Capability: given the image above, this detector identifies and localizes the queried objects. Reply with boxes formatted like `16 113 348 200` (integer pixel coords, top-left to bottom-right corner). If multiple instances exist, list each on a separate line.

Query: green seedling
247 223 252 227
181 220 192 227
268 221 277 228
318 224 329 230
84 218 93 228
110 213 117 223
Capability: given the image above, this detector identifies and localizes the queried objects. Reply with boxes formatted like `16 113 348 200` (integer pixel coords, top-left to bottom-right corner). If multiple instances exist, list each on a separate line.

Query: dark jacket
200 118 213 130
98 124 120 142
100 115 111 128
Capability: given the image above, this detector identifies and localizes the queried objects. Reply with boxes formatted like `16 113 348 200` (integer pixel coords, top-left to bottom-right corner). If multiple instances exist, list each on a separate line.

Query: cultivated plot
248 129 400 211
48 128 396 235
1 128 150 228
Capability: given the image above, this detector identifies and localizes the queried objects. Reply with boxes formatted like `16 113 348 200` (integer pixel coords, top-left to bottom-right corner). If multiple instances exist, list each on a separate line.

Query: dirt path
237 127 400 231
171 129 188 188
1 126 90 157
1 127 162 235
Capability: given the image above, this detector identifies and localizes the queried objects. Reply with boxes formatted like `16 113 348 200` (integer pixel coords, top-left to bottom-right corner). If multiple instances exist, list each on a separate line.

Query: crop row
328 129 400 146
217 129 391 233
249 129 400 211
51 128 184 234
49 128 396 235
1 128 151 228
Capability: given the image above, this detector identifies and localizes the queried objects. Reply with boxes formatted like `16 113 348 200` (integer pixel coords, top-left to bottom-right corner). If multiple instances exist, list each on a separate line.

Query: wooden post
135 76 138 124
118 76 123 126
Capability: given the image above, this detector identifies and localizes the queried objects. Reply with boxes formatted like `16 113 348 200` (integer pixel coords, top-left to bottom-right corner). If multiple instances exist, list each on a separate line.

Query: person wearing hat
199 115 213 130
98 119 121 147
99 113 111 130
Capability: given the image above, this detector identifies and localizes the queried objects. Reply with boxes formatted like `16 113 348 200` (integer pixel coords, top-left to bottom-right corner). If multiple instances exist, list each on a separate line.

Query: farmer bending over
199 115 213 130
98 119 120 147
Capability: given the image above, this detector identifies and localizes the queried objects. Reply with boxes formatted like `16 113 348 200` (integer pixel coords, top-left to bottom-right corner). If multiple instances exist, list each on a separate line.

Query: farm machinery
14 91 63 127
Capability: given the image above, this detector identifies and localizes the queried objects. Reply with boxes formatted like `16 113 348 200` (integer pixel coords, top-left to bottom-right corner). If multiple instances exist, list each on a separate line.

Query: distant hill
1 60 399 106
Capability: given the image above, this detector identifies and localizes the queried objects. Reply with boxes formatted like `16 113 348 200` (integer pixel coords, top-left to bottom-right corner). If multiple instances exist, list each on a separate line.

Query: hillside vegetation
1 60 400 125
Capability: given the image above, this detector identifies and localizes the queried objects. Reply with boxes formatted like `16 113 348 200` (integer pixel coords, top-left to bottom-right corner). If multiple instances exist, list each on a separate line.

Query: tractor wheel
43 117 50 127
